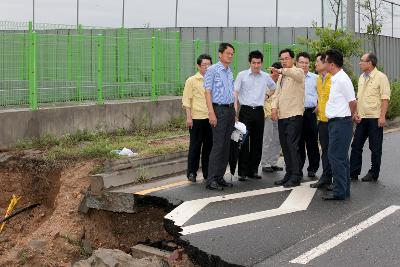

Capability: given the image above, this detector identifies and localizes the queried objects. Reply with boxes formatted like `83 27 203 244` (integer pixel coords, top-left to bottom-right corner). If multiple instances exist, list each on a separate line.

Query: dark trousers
278 115 303 181
187 119 213 179
238 106 265 176
318 121 332 184
299 108 320 173
328 117 352 199
207 105 235 185
350 118 383 179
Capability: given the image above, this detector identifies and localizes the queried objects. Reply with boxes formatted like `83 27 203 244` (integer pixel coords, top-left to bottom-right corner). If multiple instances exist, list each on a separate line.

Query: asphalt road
141 130 400 267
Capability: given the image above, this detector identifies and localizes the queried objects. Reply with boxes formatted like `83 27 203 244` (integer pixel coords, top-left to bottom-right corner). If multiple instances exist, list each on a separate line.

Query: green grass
14 118 188 162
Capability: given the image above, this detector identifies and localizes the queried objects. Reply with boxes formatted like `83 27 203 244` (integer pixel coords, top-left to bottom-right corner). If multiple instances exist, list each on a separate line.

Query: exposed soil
148 135 189 146
0 151 176 266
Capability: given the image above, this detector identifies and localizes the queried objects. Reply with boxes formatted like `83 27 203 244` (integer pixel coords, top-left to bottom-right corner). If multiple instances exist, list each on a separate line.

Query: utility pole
275 0 278 27
77 0 79 28
122 0 125 28
227 0 230 27
175 0 179 28
347 0 355 33
32 0 35 30
321 0 325 27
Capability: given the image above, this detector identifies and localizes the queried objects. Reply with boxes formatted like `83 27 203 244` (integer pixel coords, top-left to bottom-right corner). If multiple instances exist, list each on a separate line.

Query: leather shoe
361 173 378 182
217 179 233 187
322 193 345 200
283 179 301 188
248 174 262 179
271 166 283 171
307 171 316 178
310 181 330 189
206 181 224 191
187 173 196 182
238 176 248 181
262 166 274 173
274 177 289 185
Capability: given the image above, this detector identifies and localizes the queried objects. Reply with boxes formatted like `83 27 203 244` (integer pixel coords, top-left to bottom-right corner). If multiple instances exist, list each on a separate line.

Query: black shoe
271 166 283 171
187 173 197 182
310 181 330 189
206 181 224 191
283 179 301 188
217 179 233 187
361 173 378 182
274 177 289 185
322 193 345 200
248 174 262 180
238 176 248 181
350 176 358 181
262 166 274 173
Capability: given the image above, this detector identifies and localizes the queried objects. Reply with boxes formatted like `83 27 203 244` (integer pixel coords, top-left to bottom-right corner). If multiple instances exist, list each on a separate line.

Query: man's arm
271 76 282 121
182 78 193 128
349 100 359 122
281 67 304 82
378 99 389 127
205 90 217 127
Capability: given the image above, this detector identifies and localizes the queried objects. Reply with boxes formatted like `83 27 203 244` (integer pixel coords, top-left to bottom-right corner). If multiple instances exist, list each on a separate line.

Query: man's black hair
278 48 295 58
366 52 378 67
296 51 311 61
271 62 282 69
316 52 326 62
218 42 235 53
248 50 263 63
197 54 212 65
325 49 344 68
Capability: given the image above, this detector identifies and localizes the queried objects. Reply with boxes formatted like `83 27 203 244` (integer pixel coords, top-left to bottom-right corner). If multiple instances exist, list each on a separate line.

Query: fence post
28 30 38 109
156 29 162 96
151 35 157 101
96 34 104 105
194 39 201 74
67 31 72 81
76 24 83 101
232 40 238 78
175 31 181 95
263 42 272 68
118 27 126 98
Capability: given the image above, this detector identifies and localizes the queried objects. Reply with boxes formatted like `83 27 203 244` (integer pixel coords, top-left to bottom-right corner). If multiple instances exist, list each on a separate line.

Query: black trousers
278 115 303 181
238 105 265 176
318 121 332 184
299 108 320 173
187 119 213 179
350 118 383 179
207 105 235 185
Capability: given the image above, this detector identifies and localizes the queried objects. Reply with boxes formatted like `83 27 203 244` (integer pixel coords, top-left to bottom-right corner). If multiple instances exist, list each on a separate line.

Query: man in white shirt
234 50 276 181
296 52 320 178
323 49 358 201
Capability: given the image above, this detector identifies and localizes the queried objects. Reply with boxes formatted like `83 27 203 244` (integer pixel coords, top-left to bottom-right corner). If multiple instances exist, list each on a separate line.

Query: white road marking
165 182 316 235
290 205 400 265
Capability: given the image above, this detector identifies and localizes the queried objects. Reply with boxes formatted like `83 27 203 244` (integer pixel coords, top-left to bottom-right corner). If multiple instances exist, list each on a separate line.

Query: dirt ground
0 151 175 266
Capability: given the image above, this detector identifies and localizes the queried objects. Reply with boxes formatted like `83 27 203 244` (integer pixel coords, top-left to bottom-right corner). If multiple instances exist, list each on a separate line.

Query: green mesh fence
0 22 308 109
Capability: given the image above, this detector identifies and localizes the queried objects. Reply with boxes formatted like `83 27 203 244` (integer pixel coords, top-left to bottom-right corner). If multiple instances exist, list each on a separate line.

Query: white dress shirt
325 69 356 119
234 69 276 107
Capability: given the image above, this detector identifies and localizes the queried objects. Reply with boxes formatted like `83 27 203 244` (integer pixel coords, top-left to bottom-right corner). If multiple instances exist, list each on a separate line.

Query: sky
0 0 399 37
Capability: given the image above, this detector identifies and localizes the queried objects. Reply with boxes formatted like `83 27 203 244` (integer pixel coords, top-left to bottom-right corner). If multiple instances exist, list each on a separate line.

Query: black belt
241 105 263 110
212 103 234 108
328 116 351 122
305 107 316 111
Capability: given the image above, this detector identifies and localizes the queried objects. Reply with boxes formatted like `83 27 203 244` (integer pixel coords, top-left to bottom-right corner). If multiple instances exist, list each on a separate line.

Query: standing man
182 54 213 182
323 49 357 200
261 62 283 173
270 49 305 188
204 43 236 191
310 53 333 189
350 53 391 182
297 52 320 178
234 50 277 181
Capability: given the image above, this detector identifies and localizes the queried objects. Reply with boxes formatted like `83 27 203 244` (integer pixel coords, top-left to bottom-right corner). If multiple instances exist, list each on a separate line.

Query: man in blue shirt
297 52 320 178
204 43 236 191
234 50 276 181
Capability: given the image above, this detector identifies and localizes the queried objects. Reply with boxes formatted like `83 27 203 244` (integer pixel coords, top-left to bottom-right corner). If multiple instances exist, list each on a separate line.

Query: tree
328 0 343 31
358 0 384 54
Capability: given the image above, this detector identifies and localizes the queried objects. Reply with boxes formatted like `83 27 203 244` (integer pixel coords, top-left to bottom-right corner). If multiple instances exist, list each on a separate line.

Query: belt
241 105 263 110
328 116 351 122
212 103 234 108
305 107 316 111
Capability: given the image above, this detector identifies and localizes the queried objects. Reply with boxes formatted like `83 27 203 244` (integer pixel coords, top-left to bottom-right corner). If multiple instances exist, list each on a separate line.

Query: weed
387 81 400 119
59 234 91 257
18 249 29 265
136 167 149 184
